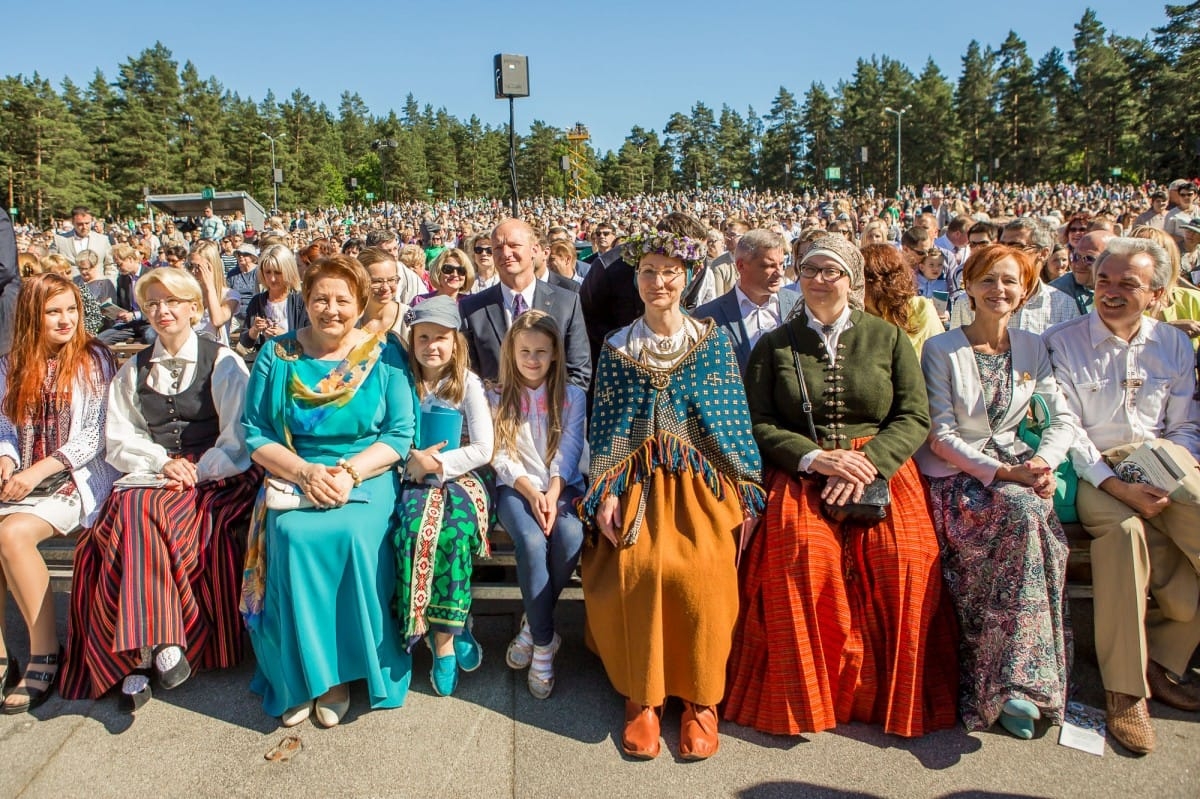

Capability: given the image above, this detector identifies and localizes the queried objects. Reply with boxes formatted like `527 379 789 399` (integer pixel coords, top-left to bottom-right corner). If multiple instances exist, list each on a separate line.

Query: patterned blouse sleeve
52 355 115 470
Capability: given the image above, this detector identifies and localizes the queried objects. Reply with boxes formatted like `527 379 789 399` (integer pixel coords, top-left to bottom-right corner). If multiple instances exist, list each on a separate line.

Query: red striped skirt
61 467 262 699
724 454 960 737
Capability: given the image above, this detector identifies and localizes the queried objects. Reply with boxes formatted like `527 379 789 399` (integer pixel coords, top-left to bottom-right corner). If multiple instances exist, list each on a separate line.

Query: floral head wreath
621 232 707 271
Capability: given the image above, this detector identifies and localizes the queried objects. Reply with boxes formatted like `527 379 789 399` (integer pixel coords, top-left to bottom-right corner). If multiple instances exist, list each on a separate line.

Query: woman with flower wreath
579 229 764 761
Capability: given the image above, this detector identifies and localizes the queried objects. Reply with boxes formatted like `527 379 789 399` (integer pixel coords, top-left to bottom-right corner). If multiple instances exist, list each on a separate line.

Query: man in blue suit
695 229 799 376
460 218 592 390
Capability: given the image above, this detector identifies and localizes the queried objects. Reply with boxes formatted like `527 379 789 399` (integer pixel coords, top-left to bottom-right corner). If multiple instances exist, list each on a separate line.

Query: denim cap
405 294 461 330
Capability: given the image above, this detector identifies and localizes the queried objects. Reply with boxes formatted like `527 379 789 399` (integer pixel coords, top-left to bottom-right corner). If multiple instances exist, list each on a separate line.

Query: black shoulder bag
784 322 891 524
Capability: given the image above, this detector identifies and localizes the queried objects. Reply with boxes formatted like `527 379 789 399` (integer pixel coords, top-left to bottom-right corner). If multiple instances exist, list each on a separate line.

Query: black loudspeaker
494 54 530 98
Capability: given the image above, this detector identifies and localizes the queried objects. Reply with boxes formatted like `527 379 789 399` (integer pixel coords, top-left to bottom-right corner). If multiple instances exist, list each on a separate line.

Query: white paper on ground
1058 701 1106 756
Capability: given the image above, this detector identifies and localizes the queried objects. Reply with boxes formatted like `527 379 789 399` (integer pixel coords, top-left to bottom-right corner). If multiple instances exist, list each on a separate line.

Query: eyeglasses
473 246 493 255
636 267 686 284
799 265 849 282
1070 252 1098 266
143 298 191 313
906 247 935 257
1067 226 1088 234
441 264 467 277
369 277 401 287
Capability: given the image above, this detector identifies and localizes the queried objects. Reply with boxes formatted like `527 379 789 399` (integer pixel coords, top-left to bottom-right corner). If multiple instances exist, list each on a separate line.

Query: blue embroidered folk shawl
580 322 765 545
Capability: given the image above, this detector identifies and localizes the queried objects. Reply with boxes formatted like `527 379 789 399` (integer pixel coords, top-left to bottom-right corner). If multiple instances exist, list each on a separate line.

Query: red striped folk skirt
724 453 960 737
61 467 262 699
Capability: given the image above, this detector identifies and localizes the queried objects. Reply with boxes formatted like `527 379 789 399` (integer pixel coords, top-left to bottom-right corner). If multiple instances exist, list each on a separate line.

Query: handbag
1017 393 1079 524
784 324 891 524
264 476 370 511
26 471 71 498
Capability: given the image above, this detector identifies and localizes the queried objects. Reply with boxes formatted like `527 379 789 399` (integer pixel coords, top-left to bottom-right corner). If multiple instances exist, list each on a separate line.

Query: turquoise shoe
455 618 483 673
431 653 459 697
999 698 1040 740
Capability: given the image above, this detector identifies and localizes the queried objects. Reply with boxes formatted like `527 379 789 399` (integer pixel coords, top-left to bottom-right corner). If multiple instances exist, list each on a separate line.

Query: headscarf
800 233 865 311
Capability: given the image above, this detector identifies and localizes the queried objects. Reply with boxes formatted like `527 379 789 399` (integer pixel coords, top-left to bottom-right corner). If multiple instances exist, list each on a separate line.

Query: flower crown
621 232 706 270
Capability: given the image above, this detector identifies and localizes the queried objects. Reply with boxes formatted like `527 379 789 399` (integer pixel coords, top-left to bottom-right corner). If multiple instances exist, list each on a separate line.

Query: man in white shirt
1044 237 1200 755
1165 181 1198 247
694 230 799 375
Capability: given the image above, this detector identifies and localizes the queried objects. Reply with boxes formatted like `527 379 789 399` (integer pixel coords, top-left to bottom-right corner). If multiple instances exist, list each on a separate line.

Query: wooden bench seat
39 519 1088 600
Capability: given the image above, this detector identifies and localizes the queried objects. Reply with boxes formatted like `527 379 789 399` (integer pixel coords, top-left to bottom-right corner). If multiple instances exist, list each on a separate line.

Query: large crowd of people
0 175 1198 761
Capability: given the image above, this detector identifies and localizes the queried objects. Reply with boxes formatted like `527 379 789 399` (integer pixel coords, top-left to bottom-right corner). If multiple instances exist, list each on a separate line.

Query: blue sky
1 1 1160 154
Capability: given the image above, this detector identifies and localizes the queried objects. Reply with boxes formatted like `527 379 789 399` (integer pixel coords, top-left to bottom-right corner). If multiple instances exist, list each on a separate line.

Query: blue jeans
496 484 584 647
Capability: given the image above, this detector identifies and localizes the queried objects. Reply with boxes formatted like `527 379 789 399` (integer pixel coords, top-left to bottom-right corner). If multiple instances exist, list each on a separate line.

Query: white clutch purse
263 476 371 511
264 477 313 510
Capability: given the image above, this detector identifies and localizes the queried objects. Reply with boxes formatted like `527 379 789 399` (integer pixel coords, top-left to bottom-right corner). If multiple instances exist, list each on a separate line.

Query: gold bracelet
337 458 363 487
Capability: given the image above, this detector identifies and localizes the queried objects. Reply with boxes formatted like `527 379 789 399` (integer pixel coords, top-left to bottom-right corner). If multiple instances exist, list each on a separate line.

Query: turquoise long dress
242 332 417 716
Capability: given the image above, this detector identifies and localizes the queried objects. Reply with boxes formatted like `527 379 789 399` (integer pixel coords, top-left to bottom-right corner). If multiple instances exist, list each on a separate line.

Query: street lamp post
883 105 911 197
260 132 279 212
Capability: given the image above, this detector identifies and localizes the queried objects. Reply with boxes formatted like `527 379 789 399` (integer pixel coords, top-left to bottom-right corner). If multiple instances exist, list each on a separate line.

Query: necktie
512 293 528 319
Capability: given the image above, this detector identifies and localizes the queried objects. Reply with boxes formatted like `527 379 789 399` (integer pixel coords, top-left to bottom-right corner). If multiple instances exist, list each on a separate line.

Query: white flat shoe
314 693 350 728
281 701 312 728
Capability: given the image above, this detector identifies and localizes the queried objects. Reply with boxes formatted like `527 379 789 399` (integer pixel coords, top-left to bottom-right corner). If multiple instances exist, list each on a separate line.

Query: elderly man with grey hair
694 229 800 375
1044 236 1200 755
949 218 1080 334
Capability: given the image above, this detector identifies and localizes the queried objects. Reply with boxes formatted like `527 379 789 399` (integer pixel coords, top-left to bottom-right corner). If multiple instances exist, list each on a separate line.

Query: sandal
119 669 153 714
2 646 62 715
264 735 303 763
0 655 19 697
527 634 561 700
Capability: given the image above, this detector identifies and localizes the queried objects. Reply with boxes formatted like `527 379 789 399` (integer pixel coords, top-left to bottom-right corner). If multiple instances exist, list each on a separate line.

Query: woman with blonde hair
419 247 475 304
239 245 308 353
63 267 260 711
182 241 239 345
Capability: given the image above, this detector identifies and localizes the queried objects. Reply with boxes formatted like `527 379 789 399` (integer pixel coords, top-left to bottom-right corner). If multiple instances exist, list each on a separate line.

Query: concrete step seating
38 520 1090 600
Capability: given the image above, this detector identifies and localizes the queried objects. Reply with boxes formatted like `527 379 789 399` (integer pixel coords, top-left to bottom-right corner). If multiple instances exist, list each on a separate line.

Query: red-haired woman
0 274 119 713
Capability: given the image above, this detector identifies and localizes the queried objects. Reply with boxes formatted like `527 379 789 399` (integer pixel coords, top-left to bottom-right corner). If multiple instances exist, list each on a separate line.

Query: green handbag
1017 393 1079 524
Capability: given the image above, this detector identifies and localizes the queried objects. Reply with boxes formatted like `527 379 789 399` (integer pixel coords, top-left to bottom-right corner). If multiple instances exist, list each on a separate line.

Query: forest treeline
2 6 1198 221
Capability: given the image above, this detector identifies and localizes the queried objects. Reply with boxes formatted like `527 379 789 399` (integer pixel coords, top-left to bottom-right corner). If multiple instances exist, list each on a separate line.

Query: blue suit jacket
460 280 592 390
695 287 801 375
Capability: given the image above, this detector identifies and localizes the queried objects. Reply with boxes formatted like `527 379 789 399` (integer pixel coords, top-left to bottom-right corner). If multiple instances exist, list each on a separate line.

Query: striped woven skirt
724 453 960 737
61 467 262 700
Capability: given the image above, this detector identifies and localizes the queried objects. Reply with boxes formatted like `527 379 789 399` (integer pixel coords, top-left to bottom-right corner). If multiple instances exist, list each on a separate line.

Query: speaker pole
509 96 519 218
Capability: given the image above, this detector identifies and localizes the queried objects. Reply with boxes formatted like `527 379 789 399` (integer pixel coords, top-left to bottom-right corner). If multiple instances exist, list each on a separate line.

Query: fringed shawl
580 321 765 545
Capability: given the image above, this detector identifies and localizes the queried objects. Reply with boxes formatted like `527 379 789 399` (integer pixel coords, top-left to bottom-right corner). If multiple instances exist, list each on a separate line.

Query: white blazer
915 327 1079 484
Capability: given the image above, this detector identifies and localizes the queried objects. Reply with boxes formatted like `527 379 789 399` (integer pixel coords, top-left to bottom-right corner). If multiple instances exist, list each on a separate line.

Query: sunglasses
907 247 935 257
1067 227 1088 234
473 246 492 255
441 264 467 277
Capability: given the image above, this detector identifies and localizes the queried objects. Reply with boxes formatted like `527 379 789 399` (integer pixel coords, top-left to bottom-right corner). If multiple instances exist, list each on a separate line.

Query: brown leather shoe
679 701 720 761
622 700 661 759
1106 691 1156 755
1147 660 1200 712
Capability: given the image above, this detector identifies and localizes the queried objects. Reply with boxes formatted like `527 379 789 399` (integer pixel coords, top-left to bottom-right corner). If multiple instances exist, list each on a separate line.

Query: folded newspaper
1114 440 1191 496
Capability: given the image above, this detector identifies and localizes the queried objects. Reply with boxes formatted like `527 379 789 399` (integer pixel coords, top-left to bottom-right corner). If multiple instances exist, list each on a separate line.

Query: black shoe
0 655 20 696
2 647 61 715
119 670 153 714
153 645 191 691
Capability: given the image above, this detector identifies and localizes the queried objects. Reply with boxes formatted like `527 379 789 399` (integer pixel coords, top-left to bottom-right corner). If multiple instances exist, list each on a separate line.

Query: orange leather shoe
622 700 661 759
679 701 720 760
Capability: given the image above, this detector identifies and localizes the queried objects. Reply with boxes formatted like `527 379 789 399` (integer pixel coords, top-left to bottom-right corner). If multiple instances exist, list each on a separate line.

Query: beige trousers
1075 440 1200 697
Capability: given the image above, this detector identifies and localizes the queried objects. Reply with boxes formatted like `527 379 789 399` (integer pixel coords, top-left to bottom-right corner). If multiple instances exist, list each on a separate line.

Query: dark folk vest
135 336 221 458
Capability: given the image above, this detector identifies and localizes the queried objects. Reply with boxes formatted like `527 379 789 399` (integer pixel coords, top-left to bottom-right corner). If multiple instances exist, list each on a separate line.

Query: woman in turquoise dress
241 255 417 728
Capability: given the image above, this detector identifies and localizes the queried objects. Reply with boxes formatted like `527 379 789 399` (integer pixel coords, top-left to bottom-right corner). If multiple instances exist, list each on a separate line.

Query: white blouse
106 332 251 482
422 371 493 484
490 383 589 492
